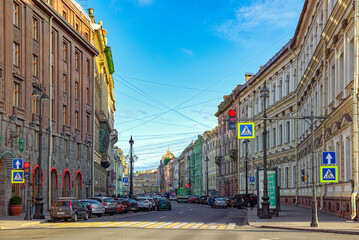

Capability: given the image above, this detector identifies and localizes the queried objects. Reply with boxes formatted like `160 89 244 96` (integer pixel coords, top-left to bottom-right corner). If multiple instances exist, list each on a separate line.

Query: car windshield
53 201 69 207
158 197 167 201
80 201 90 205
215 198 225 201
87 200 101 204
104 198 117 203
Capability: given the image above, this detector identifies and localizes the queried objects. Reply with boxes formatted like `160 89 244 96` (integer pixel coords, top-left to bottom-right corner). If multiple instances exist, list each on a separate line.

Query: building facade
88 9 117 196
0 0 98 215
202 128 218 194
133 170 158 196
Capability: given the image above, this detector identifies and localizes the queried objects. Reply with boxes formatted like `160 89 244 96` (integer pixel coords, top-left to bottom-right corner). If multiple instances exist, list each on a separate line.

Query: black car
50 198 89 222
233 194 257 208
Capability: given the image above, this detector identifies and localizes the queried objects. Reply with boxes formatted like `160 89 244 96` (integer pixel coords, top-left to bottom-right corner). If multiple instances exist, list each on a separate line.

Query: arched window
285 73 290 95
278 79 282 100
272 84 276 104
293 68 297 88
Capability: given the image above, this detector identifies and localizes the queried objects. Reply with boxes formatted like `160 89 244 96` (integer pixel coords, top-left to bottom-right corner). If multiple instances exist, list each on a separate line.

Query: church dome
162 144 175 163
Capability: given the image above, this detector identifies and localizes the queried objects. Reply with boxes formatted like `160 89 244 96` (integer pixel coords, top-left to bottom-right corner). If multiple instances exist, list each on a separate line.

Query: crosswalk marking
128 222 150 227
208 225 218 229
190 223 204 229
226 223 236 230
217 225 227 230
145 222 166 228
153 222 173 228
199 224 209 229
172 222 189 229
89 222 117 228
181 223 197 229
163 222 182 228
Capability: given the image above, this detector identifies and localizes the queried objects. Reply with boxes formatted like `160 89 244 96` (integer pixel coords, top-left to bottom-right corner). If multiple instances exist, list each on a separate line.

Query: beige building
202 128 218 194
133 171 158 195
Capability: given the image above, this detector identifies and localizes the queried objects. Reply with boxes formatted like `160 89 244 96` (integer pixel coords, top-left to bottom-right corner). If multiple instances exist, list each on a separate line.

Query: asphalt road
0 202 356 240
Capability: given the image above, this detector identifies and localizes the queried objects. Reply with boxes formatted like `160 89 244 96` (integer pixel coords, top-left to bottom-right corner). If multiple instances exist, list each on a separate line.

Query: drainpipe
288 45 299 204
48 16 53 211
351 0 359 220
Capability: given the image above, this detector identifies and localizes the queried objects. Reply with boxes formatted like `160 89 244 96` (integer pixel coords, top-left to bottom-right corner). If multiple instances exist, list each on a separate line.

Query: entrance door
0 158 6 215
50 170 57 204
62 172 69 197
75 174 81 199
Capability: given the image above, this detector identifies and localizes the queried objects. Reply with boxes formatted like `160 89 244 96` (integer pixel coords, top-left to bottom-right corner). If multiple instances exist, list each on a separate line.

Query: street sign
11 170 24 183
123 177 128 183
238 123 255 139
249 176 255 183
322 152 336 165
320 166 338 183
12 158 23 169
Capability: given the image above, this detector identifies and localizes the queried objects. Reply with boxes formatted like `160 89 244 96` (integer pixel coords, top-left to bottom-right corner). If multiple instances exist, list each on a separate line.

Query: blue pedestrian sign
320 166 338 183
123 177 128 183
11 170 24 183
12 158 23 169
322 152 336 164
238 122 255 139
249 176 255 183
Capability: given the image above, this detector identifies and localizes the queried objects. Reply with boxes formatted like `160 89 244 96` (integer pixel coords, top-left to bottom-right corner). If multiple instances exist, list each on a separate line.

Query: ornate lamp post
243 139 250 194
32 83 49 219
260 82 271 219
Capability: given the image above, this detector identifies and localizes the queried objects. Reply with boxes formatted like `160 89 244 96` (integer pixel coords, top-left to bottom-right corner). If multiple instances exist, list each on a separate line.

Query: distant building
133 170 158 195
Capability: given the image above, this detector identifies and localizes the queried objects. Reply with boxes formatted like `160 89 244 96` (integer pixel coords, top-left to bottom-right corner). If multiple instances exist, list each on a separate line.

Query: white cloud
213 0 303 42
180 48 195 56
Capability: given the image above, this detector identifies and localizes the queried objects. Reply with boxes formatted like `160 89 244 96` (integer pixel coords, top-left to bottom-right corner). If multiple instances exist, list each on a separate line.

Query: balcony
229 149 237 160
215 156 222 166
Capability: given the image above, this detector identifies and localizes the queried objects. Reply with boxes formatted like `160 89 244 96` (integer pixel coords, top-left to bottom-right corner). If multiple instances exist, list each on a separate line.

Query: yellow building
88 9 117 196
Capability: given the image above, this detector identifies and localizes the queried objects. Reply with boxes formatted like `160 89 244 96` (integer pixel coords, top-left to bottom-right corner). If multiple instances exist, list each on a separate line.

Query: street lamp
260 82 271 219
205 155 209 195
32 83 49 219
243 139 250 194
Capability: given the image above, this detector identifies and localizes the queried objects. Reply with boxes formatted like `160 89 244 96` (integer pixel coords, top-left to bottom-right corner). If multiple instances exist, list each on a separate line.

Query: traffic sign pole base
33 196 45 219
310 222 319 227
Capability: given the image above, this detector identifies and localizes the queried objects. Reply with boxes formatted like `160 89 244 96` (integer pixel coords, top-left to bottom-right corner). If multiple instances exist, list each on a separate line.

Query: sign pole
310 112 319 227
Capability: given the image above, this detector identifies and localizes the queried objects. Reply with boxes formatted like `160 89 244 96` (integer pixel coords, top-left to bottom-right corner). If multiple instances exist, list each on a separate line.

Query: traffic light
228 109 236 130
301 169 305 183
24 162 30 179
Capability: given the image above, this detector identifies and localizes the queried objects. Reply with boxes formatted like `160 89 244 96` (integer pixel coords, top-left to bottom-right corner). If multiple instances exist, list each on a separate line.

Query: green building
192 135 203 196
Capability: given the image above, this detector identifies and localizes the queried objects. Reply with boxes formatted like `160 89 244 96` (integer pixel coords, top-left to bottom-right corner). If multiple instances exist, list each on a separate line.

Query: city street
1 203 358 240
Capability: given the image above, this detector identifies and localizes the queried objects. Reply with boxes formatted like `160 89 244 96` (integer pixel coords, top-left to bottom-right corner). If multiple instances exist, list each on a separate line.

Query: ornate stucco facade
89 9 117 196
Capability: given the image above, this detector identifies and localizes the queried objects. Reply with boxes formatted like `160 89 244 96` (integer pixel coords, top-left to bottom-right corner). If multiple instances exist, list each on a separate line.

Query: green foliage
10 196 22 205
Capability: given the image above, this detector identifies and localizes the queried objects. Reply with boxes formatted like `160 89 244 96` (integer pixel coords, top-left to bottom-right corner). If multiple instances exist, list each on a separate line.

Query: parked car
233 194 257 208
50 198 89 222
89 197 117 215
118 199 131 213
136 197 154 211
156 197 171 211
214 197 228 208
117 202 125 214
169 195 177 201
128 199 139 212
79 199 105 218
187 196 196 203
199 195 208 204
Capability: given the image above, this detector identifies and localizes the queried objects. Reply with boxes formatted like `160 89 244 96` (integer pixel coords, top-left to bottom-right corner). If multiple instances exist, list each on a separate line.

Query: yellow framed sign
320 166 338 183
11 170 24 183
238 122 255 139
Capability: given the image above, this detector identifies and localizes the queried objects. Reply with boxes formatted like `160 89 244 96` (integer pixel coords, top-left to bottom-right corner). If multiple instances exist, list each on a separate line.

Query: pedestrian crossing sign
238 122 255 139
11 170 24 183
320 166 338 183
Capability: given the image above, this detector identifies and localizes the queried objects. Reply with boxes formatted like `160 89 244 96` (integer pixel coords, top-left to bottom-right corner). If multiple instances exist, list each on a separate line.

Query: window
63 42 67 62
33 17 38 40
32 55 38 77
292 166 296 188
85 32 89 41
286 122 290 143
345 137 352 181
86 115 90 133
63 105 67 125
13 42 19 66
35 131 39 150
272 128 276 147
339 53 344 93
75 111 79 129
13 2 19 27
62 11 67 20
64 140 68 156
75 52 79 70
75 22 79 31
14 82 20 107
77 143 80 159
349 39 354 84
32 99 37 114
285 167 289 188
278 80 282 100
63 74 67 93
278 168 281 187
86 146 89 161
285 73 290 95
272 84 276 104
279 125 283 145
75 82 79 99
331 64 335 102
86 88 89 104
86 59 90 77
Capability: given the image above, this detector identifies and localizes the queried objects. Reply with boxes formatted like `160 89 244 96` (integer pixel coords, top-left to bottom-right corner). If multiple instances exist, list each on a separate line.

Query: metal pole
33 96 44 219
129 136 134 198
310 112 319 227
206 155 209 195
244 139 249 194
260 83 271 219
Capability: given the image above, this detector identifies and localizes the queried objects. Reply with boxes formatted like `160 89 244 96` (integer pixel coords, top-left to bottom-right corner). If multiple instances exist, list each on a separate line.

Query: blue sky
82 0 305 171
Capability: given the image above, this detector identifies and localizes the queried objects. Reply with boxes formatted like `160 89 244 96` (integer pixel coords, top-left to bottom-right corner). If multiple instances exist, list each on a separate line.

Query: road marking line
128 222 150 227
54 222 105 228
199 224 209 229
145 222 166 228
108 221 139 227
172 222 189 229
217 225 227 230
190 223 204 229
181 222 196 229
163 222 181 228
137 222 158 227
153 222 173 228
208 225 218 229
159 216 166 219
179 212 183 214
226 223 236 229
89 222 118 228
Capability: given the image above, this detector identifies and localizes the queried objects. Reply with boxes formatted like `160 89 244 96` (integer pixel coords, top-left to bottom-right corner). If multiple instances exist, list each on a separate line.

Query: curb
249 224 359 235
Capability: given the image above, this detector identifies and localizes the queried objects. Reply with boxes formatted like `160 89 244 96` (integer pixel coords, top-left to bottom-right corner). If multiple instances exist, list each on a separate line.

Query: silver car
80 199 105 217
214 198 228 208
89 197 117 215
136 197 153 211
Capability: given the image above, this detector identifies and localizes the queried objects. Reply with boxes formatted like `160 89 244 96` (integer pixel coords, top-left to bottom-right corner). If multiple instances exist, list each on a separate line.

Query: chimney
245 73 254 82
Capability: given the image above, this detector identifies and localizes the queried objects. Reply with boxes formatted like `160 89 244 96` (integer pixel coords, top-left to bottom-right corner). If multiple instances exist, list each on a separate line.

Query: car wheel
83 213 89 221
71 213 78 222
50 217 56 222
64 218 69 222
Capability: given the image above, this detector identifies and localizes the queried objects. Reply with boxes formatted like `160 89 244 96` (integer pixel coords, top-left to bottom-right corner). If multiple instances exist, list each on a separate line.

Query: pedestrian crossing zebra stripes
40 221 237 230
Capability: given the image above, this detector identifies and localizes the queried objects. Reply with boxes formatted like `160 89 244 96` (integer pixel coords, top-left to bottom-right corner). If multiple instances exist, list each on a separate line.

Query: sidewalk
247 204 359 235
0 212 49 230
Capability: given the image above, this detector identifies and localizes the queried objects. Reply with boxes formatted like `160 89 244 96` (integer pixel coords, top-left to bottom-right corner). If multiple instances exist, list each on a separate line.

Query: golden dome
162 144 175 161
